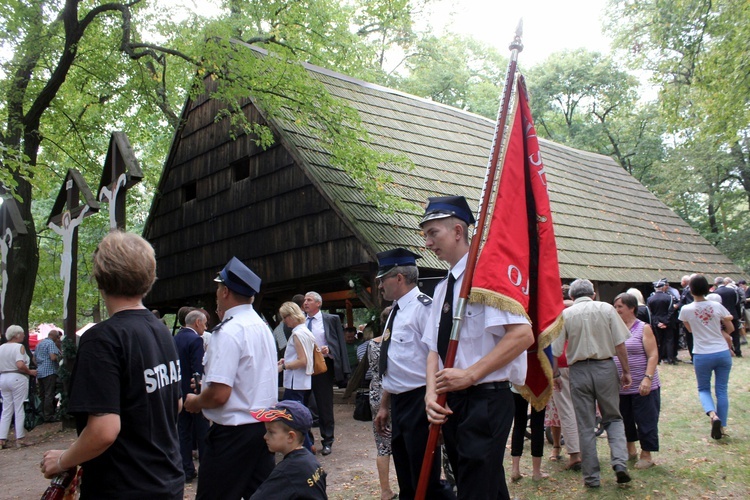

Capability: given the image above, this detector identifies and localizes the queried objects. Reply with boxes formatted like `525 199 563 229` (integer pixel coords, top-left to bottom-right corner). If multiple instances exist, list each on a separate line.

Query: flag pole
414 20 524 500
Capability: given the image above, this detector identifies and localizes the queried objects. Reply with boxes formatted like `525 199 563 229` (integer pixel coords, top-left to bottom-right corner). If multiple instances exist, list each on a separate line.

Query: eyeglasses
377 273 399 286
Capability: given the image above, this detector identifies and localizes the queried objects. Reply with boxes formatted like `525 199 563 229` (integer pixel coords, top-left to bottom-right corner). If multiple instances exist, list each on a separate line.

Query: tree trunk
4 175 38 334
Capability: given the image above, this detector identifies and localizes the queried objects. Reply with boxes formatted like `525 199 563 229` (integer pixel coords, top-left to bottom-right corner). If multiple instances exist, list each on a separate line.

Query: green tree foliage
0 0 427 331
608 0 750 270
525 49 665 181
394 34 507 118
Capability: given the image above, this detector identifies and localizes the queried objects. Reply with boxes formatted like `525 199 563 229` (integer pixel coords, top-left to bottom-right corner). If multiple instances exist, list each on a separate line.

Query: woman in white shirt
678 275 735 440
278 301 316 451
0 325 37 448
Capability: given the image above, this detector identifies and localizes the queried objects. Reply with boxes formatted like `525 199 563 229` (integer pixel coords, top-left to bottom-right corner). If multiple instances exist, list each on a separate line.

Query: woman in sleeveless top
613 293 660 469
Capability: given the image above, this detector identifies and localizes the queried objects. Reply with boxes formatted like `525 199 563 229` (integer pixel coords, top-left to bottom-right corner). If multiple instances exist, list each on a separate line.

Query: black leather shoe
321 446 332 456
614 465 631 484
185 472 197 483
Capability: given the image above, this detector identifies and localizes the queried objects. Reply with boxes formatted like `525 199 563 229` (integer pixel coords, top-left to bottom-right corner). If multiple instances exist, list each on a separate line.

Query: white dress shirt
382 286 432 394
422 253 530 386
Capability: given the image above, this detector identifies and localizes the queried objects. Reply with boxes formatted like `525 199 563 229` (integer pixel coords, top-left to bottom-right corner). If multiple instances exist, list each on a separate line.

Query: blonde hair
93 231 156 297
279 301 306 326
626 288 646 306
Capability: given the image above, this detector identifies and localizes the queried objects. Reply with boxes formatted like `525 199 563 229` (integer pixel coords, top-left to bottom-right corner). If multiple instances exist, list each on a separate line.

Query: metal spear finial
510 18 524 52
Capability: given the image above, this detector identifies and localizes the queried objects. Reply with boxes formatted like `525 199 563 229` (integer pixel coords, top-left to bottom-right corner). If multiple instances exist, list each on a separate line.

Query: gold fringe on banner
517 313 565 411
469 288 530 321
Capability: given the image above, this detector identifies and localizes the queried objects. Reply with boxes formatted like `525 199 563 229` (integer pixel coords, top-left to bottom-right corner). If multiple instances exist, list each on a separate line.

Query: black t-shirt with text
69 309 183 499
250 448 327 499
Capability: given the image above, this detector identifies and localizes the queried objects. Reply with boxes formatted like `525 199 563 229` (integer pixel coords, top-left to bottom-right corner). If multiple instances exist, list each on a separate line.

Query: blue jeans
693 350 732 426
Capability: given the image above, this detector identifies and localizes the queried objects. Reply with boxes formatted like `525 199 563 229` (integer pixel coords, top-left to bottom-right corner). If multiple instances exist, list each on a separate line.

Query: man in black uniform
373 248 455 500
715 279 743 357
647 278 677 364
678 275 695 362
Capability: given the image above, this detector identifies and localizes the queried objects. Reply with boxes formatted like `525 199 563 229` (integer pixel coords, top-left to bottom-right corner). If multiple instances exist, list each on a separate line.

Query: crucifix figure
0 227 11 322
0 192 26 333
99 172 127 231
47 170 99 335
97 132 143 232
49 204 90 320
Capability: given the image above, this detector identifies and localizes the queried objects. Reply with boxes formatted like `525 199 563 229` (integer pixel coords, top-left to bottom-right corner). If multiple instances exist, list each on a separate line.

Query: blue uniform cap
376 248 422 278
419 195 476 226
250 400 313 433
214 256 261 297
653 278 668 289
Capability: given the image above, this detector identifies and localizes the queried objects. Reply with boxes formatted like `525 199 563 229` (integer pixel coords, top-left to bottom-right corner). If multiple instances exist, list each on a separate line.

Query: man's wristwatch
643 374 653 380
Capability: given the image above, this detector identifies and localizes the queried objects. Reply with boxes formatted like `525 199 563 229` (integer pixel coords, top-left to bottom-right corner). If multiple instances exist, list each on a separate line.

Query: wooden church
142 43 745 322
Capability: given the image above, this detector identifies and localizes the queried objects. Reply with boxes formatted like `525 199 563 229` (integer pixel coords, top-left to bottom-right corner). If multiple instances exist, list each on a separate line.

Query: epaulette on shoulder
417 293 432 306
210 315 234 333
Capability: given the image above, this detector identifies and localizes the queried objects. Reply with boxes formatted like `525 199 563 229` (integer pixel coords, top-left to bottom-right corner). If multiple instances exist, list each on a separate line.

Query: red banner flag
470 75 564 411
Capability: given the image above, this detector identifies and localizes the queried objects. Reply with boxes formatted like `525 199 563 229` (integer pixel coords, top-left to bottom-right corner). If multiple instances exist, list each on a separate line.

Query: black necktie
438 273 456 363
379 303 399 377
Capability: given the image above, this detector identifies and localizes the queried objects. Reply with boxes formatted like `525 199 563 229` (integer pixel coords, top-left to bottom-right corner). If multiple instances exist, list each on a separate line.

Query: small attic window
232 157 250 181
183 181 197 202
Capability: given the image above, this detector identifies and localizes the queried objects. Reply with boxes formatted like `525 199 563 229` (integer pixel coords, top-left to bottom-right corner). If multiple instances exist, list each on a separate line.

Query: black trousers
731 320 742 356
37 374 57 421
310 357 335 447
196 422 273 500
655 326 676 361
391 387 455 500
619 389 660 452
444 386 514 500
177 408 209 477
510 392 544 457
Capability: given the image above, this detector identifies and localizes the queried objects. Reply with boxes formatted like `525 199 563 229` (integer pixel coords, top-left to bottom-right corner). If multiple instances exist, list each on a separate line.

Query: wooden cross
47 169 99 338
97 132 143 231
0 190 27 334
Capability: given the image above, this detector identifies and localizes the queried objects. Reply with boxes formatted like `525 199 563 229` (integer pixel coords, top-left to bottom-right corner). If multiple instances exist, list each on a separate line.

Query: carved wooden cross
97 132 143 231
0 189 27 334
47 169 99 337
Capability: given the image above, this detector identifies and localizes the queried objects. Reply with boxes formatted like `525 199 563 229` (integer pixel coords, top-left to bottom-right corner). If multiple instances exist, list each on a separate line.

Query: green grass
509 353 750 499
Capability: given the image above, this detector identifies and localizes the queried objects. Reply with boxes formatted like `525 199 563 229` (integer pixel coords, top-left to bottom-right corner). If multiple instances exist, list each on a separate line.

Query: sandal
15 440 31 448
510 472 523 482
0 440 7 450
549 446 561 461
634 459 655 469
566 461 582 471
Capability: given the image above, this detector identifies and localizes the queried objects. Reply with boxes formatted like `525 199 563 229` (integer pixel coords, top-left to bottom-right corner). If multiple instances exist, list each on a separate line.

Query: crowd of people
0 193 743 499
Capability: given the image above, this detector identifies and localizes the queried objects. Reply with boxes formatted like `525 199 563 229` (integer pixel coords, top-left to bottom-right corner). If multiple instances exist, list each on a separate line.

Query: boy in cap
250 400 327 499
420 195 534 499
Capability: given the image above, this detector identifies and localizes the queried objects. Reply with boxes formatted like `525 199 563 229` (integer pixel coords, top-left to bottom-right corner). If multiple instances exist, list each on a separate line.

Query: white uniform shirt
306 311 328 350
382 286 432 395
202 304 278 425
422 253 529 386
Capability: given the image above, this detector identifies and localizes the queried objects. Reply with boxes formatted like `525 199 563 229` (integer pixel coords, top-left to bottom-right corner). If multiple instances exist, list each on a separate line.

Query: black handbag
353 389 372 421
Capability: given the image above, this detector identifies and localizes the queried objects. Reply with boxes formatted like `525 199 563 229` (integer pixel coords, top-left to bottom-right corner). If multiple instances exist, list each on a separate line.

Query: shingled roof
144 47 744 314
271 61 743 283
